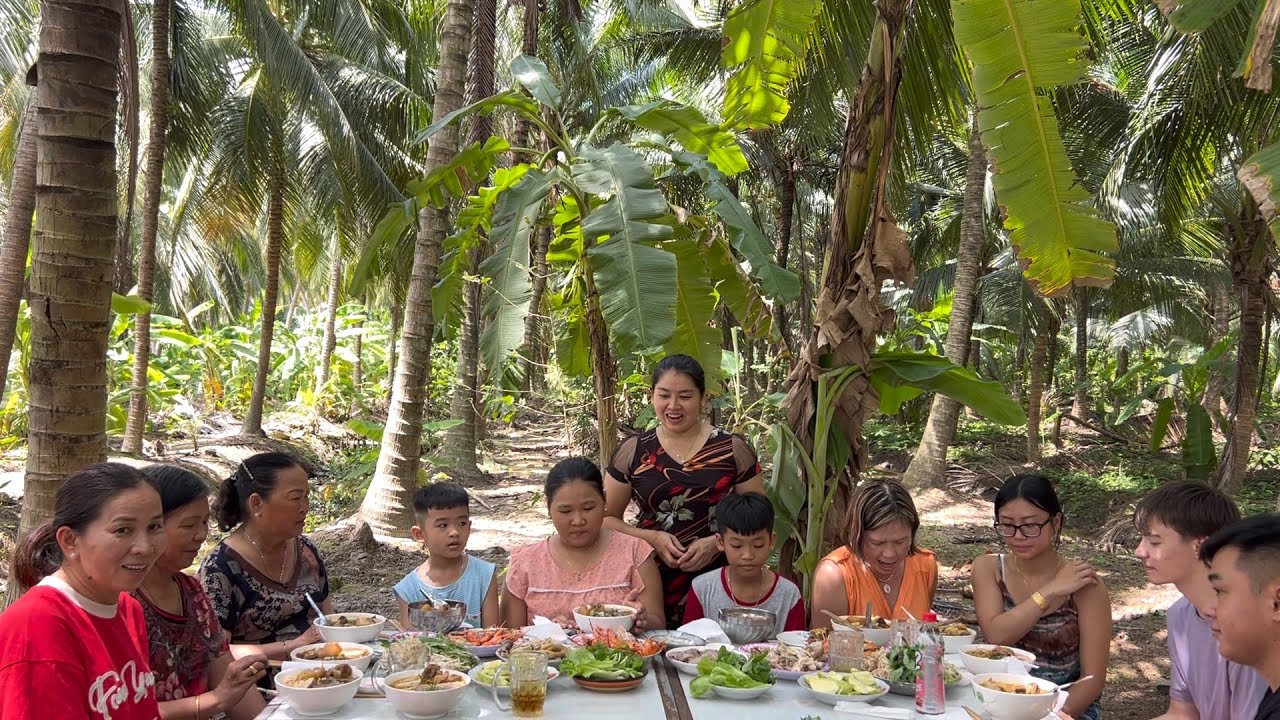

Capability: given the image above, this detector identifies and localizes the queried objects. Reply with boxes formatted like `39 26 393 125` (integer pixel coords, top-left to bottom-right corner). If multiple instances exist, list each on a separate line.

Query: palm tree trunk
1203 283 1231 419
779 0 914 559
361 0 472 536
315 232 342 401
517 224 551 392
0 100 38 404
442 0 497 475
584 266 618 467
10 0 123 604
510 0 539 161
349 291 365 418
772 155 796 352
122 0 171 455
1027 331 1051 462
385 301 401 411
903 117 987 488
1215 212 1270 493
241 157 286 435
1071 292 1089 418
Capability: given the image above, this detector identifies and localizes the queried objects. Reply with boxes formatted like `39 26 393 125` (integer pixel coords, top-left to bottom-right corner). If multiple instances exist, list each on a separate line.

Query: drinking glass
491 651 548 717
829 628 863 672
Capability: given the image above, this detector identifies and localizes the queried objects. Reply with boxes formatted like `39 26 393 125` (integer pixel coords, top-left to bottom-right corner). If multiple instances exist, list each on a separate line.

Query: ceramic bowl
572 604 637 634
316 612 387 643
289 642 375 672
383 668 471 719
972 672 1059 720
960 644 1037 676
273 667 362 717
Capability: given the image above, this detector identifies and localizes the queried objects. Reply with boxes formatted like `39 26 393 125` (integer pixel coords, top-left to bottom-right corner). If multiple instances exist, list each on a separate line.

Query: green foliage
952 0 1118 296
720 0 824 129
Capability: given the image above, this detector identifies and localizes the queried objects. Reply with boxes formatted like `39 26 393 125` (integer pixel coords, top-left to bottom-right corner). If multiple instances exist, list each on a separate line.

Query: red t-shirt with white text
0 579 160 720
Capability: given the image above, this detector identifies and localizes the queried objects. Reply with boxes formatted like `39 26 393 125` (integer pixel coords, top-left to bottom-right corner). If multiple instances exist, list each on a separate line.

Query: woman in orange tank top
811 481 938 628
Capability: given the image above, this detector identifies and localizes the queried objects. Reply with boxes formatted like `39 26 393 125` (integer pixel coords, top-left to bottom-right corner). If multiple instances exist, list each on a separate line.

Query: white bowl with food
467 659 560 696
939 622 978 653
316 612 387 643
290 641 376 672
664 644 740 675
274 664 362 716
572 603 636 634
831 615 892 645
799 671 889 705
972 673 1059 720
960 644 1037 676
383 666 472 719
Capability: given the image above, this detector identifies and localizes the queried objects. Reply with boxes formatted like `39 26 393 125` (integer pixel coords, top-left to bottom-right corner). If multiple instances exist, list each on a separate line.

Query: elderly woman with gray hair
810 480 938 627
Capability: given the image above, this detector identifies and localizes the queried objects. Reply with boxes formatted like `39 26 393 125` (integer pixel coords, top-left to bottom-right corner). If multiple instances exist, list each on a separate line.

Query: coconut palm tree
13 0 126 601
362 0 474 536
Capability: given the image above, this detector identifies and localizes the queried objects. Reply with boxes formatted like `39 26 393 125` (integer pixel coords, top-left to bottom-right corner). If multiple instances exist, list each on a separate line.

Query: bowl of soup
959 644 1037 676
831 615 892 645
383 665 471 719
275 664 362 716
317 612 387 643
939 621 978 653
573 603 637 634
973 673 1059 720
290 641 375 672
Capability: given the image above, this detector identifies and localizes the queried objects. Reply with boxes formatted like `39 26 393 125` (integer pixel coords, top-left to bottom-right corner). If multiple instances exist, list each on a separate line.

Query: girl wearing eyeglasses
971 474 1111 720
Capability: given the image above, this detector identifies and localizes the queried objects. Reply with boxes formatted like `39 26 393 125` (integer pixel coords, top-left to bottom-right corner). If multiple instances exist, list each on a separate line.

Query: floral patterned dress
132 572 229 703
200 536 330 645
607 427 760 626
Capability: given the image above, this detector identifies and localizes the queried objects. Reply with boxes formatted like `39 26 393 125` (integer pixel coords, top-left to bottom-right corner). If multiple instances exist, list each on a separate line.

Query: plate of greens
875 644 966 695
560 644 647 692
689 647 776 700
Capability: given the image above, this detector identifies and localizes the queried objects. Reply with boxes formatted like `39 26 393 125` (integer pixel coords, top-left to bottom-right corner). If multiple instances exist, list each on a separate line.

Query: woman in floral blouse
133 465 267 719
604 354 763 626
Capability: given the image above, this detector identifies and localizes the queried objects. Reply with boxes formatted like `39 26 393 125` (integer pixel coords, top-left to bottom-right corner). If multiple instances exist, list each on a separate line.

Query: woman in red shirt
0 463 264 720
133 465 266 719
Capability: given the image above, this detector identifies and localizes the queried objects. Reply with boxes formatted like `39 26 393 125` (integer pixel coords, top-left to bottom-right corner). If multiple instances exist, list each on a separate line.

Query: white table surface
256 665 988 719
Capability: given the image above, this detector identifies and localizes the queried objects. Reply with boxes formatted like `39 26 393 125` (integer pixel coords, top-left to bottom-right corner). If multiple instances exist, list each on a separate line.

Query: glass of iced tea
491 651 548 717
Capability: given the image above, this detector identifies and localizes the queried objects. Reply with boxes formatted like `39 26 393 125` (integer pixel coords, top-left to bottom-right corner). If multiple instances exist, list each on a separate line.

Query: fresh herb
886 643 920 684
560 645 645 680
689 647 775 697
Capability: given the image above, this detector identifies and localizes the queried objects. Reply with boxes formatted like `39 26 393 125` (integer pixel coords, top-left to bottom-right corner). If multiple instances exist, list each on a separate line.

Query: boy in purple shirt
1134 482 1266 720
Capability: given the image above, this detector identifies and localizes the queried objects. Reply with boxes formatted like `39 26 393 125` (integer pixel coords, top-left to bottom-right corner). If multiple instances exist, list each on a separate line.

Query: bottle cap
922 611 938 622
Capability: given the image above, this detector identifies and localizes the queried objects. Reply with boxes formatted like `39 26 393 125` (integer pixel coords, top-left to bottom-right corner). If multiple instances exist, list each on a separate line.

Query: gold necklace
870 562 902 597
662 422 706 463
725 569 766 606
1011 554 1062 593
245 530 291 584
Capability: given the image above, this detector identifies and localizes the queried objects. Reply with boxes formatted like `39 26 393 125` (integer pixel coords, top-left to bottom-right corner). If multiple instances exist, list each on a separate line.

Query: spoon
304 592 324 622
1056 674 1094 692
865 601 873 628
820 609 860 631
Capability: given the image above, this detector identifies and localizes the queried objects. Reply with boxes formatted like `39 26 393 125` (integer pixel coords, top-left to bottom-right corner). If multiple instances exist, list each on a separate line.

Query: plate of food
687 646 775 700
831 614 892 645
664 644 741 675
570 627 665 658
798 670 889 705
467 659 560 696
382 632 479 673
863 643 968 695
448 627 523 657
736 642 825 681
498 636 572 665
560 643 647 693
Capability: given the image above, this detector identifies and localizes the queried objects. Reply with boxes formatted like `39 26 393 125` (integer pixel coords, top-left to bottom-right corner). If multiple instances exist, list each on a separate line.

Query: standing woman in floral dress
604 354 764 626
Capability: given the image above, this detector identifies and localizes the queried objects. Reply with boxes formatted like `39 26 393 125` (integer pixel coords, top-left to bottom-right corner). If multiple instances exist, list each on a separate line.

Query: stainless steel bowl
406 599 467 634
718 608 777 645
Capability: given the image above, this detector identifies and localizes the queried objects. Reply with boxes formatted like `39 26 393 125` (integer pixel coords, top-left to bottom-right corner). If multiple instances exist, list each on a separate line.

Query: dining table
254 655 993 720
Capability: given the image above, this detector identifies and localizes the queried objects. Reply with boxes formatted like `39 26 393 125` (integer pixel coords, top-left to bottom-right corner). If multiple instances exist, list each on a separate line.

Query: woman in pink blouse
503 457 666 629
133 465 267 719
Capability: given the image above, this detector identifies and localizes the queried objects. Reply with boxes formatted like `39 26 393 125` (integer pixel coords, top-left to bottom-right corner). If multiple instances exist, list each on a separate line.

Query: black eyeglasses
994 519 1054 538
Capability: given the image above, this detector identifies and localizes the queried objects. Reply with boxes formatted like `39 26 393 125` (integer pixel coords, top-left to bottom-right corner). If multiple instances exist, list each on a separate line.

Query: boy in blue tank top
393 483 498 629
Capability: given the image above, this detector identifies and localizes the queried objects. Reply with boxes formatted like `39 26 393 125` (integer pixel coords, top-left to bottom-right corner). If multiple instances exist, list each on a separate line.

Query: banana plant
765 350 1026 595
380 55 800 458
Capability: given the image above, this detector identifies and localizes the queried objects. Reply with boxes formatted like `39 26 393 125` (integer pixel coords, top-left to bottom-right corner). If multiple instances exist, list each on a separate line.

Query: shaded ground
0 415 1199 719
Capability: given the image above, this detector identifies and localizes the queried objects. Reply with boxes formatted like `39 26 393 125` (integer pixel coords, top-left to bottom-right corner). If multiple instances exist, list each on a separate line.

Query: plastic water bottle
914 611 946 715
